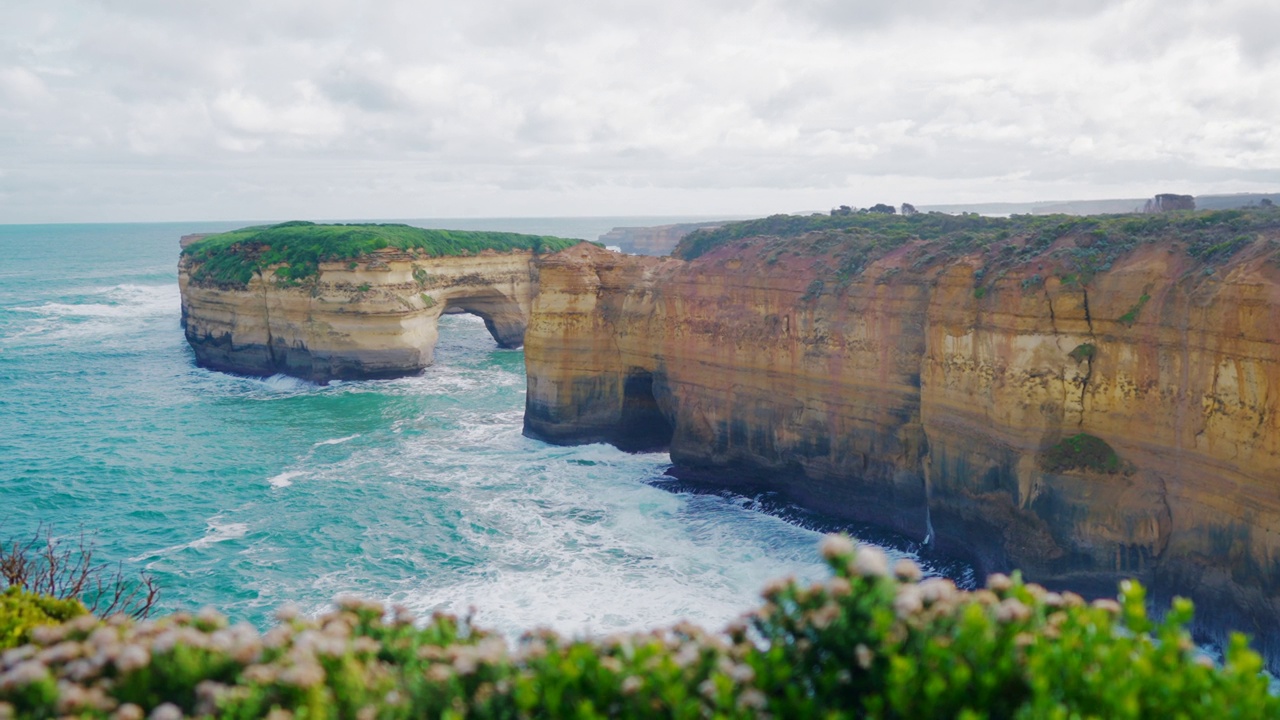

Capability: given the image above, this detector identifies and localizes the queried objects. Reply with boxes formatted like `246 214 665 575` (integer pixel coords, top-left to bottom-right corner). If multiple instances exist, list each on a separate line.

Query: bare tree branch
0 523 159 619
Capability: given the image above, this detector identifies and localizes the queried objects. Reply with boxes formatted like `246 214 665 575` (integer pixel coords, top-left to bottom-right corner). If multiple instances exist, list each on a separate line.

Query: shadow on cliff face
648 474 978 590
525 368 676 452
616 370 674 452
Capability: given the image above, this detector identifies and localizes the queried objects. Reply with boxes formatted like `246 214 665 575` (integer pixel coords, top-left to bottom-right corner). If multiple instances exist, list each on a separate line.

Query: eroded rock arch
180 247 547 382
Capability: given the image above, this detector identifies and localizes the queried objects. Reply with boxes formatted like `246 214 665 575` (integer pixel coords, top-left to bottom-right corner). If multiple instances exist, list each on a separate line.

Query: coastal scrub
182 221 581 289
0 587 85 650
1 536 1273 718
674 207 1280 290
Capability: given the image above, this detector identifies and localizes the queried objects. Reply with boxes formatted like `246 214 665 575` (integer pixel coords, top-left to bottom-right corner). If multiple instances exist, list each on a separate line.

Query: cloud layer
2 0 1277 221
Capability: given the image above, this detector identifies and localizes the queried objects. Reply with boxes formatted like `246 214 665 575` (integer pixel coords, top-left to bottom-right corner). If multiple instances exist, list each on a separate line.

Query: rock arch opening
441 292 527 349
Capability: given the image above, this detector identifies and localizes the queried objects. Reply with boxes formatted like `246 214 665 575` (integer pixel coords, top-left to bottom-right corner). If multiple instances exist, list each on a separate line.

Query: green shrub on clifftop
0 537 1274 718
673 209 1280 289
182 222 582 289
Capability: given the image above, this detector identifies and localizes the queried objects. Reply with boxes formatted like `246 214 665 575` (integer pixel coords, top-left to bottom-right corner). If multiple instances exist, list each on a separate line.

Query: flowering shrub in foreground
0 535 1275 718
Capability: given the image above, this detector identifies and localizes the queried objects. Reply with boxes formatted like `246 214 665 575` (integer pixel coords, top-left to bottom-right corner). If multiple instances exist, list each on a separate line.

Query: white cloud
0 66 52 106
0 0 1276 222
212 85 345 141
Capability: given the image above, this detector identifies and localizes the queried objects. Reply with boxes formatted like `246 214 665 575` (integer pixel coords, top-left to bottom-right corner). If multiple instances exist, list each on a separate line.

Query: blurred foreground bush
0 587 85 651
1 536 1275 718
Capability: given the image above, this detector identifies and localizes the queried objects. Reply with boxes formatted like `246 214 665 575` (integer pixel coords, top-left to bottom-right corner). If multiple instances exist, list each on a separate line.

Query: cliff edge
524 208 1280 662
179 222 579 381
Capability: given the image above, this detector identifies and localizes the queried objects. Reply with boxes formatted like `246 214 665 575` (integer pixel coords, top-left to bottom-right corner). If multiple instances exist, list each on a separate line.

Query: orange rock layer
524 238 1280 660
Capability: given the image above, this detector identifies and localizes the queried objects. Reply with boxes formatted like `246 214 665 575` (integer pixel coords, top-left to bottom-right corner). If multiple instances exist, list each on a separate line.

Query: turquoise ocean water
0 219 942 637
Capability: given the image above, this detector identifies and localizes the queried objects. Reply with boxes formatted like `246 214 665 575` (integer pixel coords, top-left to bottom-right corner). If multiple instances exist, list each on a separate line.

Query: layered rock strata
525 234 1280 661
180 249 537 381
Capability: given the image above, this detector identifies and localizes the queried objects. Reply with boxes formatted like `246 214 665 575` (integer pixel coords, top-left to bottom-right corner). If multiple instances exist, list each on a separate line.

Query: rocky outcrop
179 233 211 249
598 222 726 256
180 249 537 381
524 228 1280 662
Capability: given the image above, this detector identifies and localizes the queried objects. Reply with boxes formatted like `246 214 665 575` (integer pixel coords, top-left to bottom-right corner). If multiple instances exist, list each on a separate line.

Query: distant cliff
524 208 1280 663
179 222 579 381
920 192 1280 216
598 222 726 256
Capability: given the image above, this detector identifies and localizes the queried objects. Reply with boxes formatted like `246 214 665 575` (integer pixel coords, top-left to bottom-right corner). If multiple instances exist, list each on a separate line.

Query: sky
1 0 1278 223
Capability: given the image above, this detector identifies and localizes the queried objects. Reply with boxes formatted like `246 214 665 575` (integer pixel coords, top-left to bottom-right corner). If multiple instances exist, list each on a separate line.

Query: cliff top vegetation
675 207 1280 286
182 221 582 288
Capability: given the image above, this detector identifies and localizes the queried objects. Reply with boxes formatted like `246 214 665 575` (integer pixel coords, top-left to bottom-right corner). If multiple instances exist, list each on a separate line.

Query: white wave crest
130 518 250 562
257 374 313 393
21 284 178 319
268 470 307 488
315 434 360 447
5 283 179 342
187 520 250 549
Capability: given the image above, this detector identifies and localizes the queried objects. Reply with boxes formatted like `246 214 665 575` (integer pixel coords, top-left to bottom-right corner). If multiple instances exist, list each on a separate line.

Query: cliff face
180 249 537 381
525 234 1280 658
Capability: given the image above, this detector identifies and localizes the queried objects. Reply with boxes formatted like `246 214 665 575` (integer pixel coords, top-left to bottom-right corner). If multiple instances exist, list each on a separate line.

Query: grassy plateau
182 222 582 289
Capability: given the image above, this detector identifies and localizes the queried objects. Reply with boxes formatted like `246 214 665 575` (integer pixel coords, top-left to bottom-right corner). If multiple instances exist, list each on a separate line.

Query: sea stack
179 221 580 382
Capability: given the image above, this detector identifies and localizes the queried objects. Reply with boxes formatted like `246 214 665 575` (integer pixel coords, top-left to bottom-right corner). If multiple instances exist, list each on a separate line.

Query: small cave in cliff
616 370 674 452
443 297 527 349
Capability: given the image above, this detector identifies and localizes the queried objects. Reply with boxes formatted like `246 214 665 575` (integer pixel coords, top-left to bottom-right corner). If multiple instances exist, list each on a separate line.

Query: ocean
0 218 948 637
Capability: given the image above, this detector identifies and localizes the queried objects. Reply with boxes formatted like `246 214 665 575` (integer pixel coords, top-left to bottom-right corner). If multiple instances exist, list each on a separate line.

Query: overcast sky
2 0 1278 223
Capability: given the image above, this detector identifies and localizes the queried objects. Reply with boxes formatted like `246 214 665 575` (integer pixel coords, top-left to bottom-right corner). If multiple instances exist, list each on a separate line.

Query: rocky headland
523 208 1280 662
179 221 579 382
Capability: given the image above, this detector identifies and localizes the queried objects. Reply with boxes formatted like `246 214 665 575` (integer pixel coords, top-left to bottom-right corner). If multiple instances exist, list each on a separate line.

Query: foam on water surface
268 471 307 489
3 283 179 344
131 518 251 561
315 434 361 447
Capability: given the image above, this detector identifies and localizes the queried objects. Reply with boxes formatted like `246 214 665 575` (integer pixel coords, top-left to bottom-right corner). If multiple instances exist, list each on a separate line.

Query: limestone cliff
179 222 578 381
524 209 1280 661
